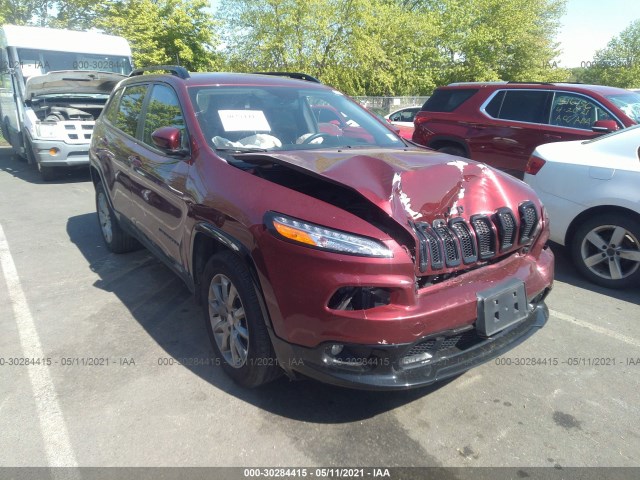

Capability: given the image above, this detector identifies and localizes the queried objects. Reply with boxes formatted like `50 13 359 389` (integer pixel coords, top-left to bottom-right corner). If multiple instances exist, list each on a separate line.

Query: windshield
16 48 132 77
189 85 405 153
605 92 640 123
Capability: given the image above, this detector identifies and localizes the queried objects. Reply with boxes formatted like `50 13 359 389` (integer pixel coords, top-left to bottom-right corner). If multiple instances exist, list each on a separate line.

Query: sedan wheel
572 214 640 289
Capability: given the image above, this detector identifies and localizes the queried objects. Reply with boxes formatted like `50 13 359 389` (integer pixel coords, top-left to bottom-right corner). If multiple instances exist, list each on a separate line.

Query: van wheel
202 252 281 388
570 213 640 289
437 145 466 157
38 163 56 181
95 182 140 253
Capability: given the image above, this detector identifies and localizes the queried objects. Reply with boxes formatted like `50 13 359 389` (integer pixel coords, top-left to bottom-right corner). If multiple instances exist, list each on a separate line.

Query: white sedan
524 125 640 289
385 106 421 127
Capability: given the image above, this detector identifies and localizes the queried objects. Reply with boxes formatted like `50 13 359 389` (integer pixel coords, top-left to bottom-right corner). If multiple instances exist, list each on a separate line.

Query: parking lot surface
1 147 639 470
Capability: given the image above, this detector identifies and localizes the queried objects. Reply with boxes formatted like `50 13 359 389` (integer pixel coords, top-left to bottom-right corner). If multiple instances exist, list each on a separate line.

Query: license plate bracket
476 280 527 337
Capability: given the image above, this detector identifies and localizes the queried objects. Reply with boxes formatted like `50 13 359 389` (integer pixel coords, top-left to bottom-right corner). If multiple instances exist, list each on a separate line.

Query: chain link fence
352 96 429 116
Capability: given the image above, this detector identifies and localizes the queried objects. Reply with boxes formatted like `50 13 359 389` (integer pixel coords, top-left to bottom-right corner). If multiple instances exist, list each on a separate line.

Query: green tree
578 20 640 88
0 0 50 25
218 0 441 95
405 0 568 84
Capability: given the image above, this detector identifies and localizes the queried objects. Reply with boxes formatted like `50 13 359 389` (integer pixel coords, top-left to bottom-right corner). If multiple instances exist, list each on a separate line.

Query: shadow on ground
66 212 452 424
0 146 90 184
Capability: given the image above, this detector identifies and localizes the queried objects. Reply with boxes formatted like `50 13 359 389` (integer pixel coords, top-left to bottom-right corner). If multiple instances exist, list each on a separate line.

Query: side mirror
592 120 619 133
151 127 188 156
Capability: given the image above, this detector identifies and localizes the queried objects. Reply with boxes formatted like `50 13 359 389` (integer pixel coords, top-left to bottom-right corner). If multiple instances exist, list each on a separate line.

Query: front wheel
570 213 640 289
202 252 281 388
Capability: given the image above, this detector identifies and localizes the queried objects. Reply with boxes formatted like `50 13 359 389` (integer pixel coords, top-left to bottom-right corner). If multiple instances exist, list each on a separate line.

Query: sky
556 0 640 67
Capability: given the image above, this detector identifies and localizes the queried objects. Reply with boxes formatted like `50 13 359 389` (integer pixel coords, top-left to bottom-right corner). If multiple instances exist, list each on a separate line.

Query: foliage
1 0 220 72
218 0 569 94
577 20 640 88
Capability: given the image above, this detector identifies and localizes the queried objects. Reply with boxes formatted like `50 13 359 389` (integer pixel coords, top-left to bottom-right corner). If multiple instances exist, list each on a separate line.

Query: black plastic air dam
268 302 549 390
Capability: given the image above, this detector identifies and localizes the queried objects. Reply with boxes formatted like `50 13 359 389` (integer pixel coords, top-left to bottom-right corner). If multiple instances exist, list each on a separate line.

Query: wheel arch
191 223 273 329
427 136 470 157
565 205 640 246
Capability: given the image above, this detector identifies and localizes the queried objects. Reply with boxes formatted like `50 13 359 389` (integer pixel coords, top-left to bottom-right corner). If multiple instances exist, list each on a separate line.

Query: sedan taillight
525 154 546 175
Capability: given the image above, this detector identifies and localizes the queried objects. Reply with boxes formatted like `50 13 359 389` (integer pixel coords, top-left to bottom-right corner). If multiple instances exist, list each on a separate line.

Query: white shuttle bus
0 25 132 180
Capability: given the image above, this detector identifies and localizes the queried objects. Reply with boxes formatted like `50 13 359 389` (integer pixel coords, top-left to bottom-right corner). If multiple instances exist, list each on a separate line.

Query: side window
390 112 402 122
142 84 186 149
103 88 124 124
550 92 613 130
484 91 505 118
498 90 551 124
422 89 479 112
114 84 148 138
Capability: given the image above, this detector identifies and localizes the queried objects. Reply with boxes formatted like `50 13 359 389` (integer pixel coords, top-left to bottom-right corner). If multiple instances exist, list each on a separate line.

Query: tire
95 182 140 253
437 145 466 157
37 162 56 181
202 251 282 388
570 213 640 289
23 133 36 165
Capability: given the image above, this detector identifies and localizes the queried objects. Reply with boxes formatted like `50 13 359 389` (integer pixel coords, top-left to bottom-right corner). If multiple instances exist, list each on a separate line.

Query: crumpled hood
25 70 126 99
241 148 539 224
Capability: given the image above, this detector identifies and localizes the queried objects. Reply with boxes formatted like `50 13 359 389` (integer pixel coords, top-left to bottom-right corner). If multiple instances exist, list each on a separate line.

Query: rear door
473 89 552 177
95 84 149 221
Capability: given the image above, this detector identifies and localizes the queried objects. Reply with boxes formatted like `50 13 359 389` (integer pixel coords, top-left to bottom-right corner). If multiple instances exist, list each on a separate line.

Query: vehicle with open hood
0 25 131 180
89 66 554 390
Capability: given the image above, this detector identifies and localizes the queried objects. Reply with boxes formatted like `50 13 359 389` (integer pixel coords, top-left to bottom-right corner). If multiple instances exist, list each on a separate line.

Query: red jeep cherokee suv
412 82 640 178
89 66 554 390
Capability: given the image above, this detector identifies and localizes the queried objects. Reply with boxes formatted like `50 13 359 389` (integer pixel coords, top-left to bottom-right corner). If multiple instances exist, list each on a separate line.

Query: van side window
114 85 147 138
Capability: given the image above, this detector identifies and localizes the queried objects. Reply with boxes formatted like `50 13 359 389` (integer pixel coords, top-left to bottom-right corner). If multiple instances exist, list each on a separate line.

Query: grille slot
416 223 444 270
433 223 461 267
449 218 477 264
518 201 538 243
495 207 517 251
404 329 479 359
471 215 496 259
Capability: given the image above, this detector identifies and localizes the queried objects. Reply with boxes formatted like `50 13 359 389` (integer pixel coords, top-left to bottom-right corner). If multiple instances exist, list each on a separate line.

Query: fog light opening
328 286 391 311
330 344 344 356
49 148 59 156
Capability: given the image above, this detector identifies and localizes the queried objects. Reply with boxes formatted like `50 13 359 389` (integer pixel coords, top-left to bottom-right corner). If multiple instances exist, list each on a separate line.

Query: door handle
544 134 562 139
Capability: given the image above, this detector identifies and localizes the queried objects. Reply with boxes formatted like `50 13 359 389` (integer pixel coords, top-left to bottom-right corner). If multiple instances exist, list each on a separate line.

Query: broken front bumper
271 301 548 390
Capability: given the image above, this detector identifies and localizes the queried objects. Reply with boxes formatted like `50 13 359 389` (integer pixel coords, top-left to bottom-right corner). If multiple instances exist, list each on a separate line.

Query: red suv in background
90 67 553 390
412 82 640 178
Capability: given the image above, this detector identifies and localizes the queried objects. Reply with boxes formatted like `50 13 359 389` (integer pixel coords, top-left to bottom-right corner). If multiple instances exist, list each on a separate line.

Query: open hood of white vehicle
25 70 126 99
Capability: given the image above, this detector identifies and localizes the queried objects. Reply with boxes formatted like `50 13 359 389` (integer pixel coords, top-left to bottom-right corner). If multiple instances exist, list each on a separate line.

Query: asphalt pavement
0 146 639 473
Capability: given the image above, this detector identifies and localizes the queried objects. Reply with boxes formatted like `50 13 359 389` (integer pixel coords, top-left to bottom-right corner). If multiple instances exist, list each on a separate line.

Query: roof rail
506 81 554 85
130 65 190 79
253 72 321 83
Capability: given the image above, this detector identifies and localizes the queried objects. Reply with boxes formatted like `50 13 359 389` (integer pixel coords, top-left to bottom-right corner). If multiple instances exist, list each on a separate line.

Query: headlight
35 122 61 139
267 213 393 258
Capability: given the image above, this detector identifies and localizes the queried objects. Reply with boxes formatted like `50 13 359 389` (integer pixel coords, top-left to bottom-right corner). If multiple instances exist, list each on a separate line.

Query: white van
0 25 132 180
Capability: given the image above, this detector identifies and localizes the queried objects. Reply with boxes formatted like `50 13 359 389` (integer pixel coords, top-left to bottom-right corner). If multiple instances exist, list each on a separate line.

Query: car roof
442 81 631 95
122 71 330 90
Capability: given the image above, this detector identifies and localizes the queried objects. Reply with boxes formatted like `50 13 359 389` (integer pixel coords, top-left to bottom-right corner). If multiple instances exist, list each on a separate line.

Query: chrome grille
413 202 540 274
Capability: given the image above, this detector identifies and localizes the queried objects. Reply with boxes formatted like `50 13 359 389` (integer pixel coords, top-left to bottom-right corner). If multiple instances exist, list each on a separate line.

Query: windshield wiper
215 147 270 153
